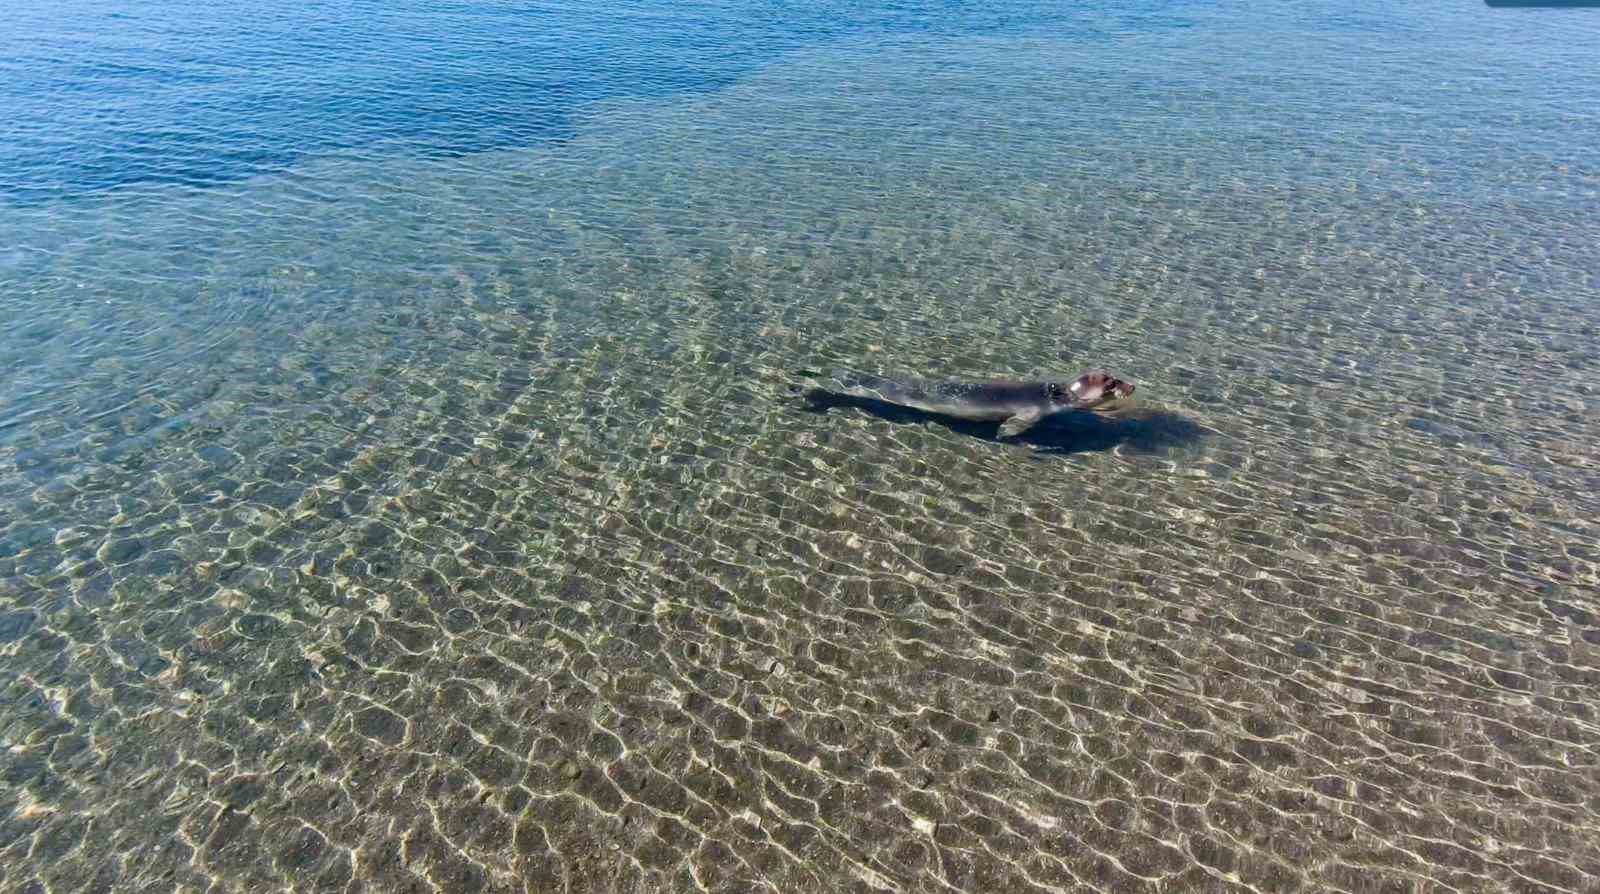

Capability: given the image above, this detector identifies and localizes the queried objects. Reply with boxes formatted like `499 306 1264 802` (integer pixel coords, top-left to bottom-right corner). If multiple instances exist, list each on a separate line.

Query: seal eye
1047 383 1063 400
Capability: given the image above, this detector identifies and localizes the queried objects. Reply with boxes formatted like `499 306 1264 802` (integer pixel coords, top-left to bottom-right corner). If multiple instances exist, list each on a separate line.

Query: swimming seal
799 368 1135 438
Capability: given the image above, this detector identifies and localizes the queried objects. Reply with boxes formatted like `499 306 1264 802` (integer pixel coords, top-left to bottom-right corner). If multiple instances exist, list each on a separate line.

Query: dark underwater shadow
798 390 1209 456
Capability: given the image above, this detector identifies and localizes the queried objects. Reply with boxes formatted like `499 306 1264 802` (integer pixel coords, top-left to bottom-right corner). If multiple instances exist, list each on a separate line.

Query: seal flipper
996 407 1043 439
788 368 834 410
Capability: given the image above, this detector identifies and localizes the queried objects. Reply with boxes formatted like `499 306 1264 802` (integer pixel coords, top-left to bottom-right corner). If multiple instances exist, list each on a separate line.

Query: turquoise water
2 1 1599 891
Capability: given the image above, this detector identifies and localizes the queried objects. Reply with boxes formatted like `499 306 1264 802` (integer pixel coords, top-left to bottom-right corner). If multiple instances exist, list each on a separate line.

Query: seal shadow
796 389 1208 456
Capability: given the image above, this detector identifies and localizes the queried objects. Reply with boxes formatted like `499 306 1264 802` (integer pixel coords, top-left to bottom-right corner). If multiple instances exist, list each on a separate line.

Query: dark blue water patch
0 0 1197 203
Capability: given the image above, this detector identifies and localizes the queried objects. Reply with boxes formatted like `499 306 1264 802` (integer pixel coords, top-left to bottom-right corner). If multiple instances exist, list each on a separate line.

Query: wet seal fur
795 369 1136 438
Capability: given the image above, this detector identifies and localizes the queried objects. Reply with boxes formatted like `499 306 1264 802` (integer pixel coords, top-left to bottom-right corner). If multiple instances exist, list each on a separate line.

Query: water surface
2 1 1598 892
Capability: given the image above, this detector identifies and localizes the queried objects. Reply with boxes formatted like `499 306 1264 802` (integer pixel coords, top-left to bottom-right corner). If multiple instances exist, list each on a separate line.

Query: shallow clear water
2 1 1599 891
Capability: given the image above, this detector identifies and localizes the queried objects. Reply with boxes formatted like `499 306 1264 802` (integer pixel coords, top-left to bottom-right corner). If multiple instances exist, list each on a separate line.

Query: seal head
1058 369 1135 410
996 370 1135 438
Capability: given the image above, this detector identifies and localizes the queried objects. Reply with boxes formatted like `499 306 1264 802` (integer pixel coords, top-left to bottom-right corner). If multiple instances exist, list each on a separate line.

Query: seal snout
1065 369 1135 408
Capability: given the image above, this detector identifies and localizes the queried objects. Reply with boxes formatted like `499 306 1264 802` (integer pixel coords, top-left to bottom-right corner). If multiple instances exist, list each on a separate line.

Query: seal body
806 369 1134 437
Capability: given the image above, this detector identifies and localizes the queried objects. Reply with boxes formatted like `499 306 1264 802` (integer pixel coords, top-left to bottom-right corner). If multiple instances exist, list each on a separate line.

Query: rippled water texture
3 1 1599 892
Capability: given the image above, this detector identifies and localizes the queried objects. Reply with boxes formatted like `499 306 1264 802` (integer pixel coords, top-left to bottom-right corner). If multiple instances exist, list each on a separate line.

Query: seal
800 368 1135 438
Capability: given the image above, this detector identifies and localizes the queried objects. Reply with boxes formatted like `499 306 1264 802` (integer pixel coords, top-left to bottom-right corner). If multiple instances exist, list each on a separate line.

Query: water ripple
2 1 1600 892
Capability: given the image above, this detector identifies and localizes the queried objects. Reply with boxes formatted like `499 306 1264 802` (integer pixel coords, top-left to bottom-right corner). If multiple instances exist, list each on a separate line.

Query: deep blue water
0 0 1198 201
